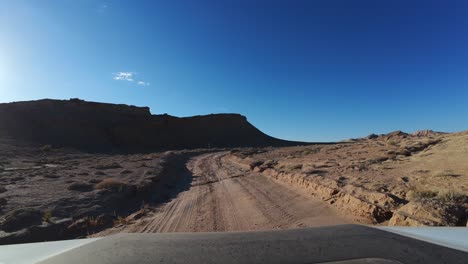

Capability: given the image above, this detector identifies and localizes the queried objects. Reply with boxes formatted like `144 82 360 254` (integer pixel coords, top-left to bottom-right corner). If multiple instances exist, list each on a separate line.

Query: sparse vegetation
42 211 53 223
95 178 128 192
437 190 467 203
434 170 459 178
249 160 264 170
113 216 131 226
40 144 52 152
87 216 104 227
286 164 303 171
396 148 411 156
410 189 438 200
410 187 466 204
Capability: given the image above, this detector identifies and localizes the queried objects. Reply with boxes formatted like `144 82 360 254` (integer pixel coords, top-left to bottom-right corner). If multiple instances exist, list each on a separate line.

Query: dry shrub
42 211 53 223
433 170 460 178
438 190 467 203
40 144 52 152
410 187 466 203
285 164 303 171
410 188 438 200
113 216 131 226
95 178 127 191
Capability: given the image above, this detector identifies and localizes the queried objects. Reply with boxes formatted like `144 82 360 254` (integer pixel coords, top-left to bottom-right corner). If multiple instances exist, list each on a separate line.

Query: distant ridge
0 98 307 151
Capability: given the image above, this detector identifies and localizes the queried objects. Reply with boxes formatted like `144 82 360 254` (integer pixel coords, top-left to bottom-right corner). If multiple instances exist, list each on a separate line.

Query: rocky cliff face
0 99 301 151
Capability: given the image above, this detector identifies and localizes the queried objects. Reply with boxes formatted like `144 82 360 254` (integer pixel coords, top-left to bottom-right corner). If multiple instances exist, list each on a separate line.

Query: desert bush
413 169 430 174
95 178 127 192
438 190 467 203
409 187 466 204
410 189 438 200
42 211 53 223
434 170 459 178
249 160 264 170
396 148 411 156
113 216 130 226
40 144 52 152
285 164 303 171
387 140 398 147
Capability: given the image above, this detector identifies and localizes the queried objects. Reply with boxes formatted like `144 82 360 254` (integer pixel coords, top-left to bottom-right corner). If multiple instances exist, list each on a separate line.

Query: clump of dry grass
95 178 127 192
87 216 103 227
409 186 466 203
433 170 459 178
437 190 467 203
40 144 52 152
410 189 438 200
249 160 264 170
42 211 53 223
285 164 303 171
113 216 131 226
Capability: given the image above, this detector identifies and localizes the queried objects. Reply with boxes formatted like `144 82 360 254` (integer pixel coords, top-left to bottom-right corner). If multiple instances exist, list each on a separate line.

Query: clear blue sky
1 1 467 142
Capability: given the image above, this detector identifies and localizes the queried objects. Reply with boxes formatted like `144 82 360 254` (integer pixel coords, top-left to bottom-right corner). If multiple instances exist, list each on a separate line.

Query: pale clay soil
1 131 467 244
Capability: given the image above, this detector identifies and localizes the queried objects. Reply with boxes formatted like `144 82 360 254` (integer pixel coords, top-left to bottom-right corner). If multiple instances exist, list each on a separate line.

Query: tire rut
107 151 351 234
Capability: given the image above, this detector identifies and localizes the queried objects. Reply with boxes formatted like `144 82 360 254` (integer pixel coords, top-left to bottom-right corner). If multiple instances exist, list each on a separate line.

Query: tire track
107 151 351 234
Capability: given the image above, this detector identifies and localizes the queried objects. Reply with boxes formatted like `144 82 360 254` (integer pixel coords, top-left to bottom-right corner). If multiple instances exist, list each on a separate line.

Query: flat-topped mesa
0 98 151 117
0 98 304 151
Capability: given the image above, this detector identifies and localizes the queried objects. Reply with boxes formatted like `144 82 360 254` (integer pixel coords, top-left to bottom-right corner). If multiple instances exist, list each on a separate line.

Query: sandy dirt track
102 152 352 234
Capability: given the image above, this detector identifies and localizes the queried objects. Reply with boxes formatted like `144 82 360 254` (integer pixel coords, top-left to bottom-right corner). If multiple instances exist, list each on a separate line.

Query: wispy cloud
113 72 150 87
113 72 135 82
137 81 150 86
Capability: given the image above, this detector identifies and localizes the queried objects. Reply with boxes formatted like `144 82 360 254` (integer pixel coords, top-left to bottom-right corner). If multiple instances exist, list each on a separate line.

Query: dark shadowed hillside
0 99 305 151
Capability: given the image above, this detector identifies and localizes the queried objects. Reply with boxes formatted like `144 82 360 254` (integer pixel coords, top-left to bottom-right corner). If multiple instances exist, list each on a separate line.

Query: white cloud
137 81 150 86
113 72 134 82
113 72 150 87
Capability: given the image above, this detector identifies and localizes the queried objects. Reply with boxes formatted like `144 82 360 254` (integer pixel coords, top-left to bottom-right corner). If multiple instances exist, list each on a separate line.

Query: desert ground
0 129 467 244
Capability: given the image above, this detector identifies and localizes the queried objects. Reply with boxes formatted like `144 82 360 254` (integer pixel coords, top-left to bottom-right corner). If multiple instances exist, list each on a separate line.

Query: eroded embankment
227 151 467 226
228 155 396 224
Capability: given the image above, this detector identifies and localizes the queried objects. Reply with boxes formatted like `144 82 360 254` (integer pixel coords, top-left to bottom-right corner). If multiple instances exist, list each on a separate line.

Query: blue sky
0 1 467 142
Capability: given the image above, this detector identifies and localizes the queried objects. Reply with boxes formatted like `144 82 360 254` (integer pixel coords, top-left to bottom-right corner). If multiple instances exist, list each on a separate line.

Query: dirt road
101 152 352 234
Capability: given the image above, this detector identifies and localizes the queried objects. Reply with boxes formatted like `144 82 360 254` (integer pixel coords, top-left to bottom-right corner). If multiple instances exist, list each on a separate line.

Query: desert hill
0 98 305 151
